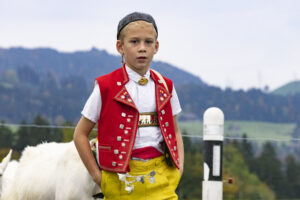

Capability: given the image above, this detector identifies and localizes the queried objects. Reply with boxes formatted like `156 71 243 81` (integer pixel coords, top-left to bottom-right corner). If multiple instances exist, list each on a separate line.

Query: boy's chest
125 80 156 113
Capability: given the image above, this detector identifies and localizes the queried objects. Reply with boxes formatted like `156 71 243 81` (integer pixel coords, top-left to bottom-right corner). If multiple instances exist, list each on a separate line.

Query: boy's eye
146 40 154 44
130 40 138 44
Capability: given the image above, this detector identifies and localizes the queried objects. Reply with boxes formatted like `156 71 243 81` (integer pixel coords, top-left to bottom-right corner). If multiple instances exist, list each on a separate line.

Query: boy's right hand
93 170 102 186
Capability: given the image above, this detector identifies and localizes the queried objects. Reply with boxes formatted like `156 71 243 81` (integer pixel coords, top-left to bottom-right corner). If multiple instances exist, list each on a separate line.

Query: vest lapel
114 86 138 110
155 84 172 111
150 70 172 111
113 65 138 111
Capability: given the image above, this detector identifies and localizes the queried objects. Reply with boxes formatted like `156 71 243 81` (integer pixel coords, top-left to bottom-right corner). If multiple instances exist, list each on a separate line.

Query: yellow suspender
152 69 169 93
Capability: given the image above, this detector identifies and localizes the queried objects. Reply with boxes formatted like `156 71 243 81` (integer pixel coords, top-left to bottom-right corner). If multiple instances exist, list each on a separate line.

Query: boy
74 12 184 199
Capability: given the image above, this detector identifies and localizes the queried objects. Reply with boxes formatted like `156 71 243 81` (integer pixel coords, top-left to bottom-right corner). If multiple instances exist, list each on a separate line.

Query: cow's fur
1 160 19 197
1 142 100 200
0 150 12 196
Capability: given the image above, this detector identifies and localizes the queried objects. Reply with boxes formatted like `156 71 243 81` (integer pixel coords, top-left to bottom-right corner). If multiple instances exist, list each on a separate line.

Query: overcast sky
0 0 299 90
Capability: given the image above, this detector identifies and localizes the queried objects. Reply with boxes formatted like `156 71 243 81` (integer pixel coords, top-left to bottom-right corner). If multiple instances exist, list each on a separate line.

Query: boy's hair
117 12 158 40
118 21 158 42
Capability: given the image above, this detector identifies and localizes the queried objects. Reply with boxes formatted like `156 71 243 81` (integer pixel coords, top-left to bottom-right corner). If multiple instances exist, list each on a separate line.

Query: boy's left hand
179 166 184 176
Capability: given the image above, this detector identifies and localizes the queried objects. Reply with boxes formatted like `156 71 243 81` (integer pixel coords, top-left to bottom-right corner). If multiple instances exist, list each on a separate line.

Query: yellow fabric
101 156 181 200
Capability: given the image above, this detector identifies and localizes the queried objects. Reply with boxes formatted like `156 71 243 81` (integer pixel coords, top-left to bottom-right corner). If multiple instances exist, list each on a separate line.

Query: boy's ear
154 40 159 54
116 40 124 55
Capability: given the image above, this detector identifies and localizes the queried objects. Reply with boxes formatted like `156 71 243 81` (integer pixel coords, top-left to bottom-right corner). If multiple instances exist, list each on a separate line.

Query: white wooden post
202 107 224 200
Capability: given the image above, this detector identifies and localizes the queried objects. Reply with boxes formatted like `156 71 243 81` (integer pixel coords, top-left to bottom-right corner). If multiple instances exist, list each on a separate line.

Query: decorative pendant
118 170 156 193
138 77 148 85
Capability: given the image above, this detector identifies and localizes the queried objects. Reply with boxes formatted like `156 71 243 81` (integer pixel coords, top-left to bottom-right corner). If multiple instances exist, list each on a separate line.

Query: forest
2 65 300 125
1 117 300 199
1 48 300 199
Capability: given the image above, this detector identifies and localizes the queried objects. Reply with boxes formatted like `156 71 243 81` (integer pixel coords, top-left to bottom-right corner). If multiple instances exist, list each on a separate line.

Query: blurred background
1 0 300 199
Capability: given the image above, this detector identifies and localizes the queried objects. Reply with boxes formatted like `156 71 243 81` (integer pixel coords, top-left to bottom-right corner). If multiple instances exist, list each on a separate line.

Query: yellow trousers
101 156 181 200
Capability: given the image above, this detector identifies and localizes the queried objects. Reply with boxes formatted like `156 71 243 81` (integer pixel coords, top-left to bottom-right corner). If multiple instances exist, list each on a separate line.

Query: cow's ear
0 149 12 173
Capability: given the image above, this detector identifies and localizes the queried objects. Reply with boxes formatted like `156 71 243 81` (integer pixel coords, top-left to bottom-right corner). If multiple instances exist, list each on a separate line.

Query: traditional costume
82 65 182 199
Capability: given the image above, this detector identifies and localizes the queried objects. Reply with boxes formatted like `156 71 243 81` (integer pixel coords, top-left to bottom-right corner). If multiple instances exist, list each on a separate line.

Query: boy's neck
126 64 150 76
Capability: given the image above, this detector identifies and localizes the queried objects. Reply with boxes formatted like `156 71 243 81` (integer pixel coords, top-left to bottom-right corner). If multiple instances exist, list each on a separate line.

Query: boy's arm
174 115 184 175
73 116 102 186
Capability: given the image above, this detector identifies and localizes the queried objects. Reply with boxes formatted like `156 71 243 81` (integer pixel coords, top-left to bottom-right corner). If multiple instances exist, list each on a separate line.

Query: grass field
179 120 297 144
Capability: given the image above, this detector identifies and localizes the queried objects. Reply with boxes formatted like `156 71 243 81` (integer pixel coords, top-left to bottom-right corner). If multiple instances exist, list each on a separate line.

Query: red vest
96 65 179 173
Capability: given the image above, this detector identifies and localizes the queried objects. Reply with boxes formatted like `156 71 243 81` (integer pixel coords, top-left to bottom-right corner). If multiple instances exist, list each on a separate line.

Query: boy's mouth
137 56 147 60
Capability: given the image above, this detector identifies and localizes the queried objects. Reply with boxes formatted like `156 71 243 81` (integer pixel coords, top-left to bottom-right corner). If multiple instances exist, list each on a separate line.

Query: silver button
117 136 122 141
112 161 117 167
161 110 165 115
127 118 131 123
119 124 124 129
128 99 132 102
169 134 172 139
114 149 119 154
124 130 129 135
117 82 122 86
165 122 169 127
121 95 125 99
164 93 167 97
160 97 164 101
119 155 123 160
164 128 167 132
160 117 163 121
168 140 171 144
121 143 126 147
121 112 126 117
174 146 177 151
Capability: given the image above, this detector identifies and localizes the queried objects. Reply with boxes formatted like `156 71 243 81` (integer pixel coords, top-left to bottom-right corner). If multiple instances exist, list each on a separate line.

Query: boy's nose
138 43 146 52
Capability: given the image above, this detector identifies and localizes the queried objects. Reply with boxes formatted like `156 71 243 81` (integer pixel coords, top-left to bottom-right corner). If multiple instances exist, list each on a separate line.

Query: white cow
0 142 101 200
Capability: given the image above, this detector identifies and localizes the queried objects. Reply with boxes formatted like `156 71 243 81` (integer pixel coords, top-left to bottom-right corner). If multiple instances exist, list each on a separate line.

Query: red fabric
96 65 179 173
132 147 163 160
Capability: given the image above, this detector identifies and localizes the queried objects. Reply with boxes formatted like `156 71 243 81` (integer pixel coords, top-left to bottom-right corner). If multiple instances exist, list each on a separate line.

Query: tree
177 145 203 199
284 155 300 198
254 142 285 198
15 120 30 151
235 133 255 172
16 65 40 86
15 115 62 151
223 144 275 200
0 122 14 148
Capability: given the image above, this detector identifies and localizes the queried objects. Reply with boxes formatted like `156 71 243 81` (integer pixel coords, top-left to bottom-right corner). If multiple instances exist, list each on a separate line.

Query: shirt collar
125 65 151 83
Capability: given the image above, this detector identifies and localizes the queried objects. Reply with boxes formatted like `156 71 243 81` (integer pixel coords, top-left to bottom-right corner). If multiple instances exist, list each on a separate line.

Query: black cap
117 12 158 39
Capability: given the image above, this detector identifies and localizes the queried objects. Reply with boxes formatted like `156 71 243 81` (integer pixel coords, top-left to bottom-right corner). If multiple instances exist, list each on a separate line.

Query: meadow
179 120 296 145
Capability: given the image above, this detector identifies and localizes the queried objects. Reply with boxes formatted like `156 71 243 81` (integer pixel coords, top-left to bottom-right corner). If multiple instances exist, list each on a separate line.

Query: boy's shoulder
150 69 173 92
96 67 124 83
150 68 172 81
94 67 124 92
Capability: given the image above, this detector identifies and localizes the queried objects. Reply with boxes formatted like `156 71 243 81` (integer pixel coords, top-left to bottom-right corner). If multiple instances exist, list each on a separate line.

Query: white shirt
82 66 182 152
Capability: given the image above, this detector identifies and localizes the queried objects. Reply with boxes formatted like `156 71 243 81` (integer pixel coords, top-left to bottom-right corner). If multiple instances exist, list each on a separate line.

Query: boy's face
116 21 159 76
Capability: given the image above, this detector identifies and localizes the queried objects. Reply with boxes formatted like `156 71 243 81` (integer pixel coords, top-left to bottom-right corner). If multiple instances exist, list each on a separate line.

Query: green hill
179 120 296 146
272 80 300 96
0 47 205 88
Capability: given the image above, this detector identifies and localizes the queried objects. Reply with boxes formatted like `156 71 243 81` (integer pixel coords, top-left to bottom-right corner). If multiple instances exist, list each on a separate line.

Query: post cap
203 107 224 141
204 107 224 125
